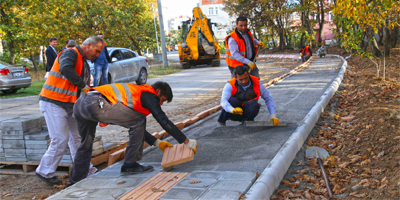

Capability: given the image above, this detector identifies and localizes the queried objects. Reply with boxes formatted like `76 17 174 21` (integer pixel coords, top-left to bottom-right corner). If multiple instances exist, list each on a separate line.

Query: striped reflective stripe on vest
49 71 67 80
225 49 246 55
42 84 77 96
110 83 134 109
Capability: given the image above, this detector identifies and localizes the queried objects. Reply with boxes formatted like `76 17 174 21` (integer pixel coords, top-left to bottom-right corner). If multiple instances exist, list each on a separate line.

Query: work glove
185 139 198 154
232 107 243 115
270 114 280 126
300 53 303 57
154 139 173 153
258 42 265 48
247 61 256 70
82 85 90 93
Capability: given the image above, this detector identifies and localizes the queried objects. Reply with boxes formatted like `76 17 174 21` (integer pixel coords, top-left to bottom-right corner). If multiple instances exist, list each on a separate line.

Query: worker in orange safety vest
225 16 266 78
68 81 198 186
36 36 104 186
299 45 313 62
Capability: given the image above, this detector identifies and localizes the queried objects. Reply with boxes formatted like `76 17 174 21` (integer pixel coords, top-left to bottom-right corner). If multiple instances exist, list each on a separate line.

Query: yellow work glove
270 114 280 126
300 53 303 57
258 42 265 48
82 85 90 93
154 139 173 153
232 107 243 115
247 61 256 70
185 139 198 154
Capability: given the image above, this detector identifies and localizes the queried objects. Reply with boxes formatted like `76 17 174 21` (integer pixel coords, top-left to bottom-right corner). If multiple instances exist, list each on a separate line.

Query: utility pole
151 4 160 54
157 0 168 67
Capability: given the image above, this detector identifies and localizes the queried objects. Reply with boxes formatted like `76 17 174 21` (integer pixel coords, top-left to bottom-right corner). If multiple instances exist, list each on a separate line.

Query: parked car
0 60 31 94
89 47 149 86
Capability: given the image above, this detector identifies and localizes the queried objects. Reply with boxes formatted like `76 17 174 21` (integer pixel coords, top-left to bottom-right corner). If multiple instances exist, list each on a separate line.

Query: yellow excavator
177 7 220 69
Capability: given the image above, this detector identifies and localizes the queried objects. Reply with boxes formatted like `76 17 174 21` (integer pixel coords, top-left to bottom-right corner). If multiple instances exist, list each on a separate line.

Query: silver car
0 60 31 94
89 47 149 86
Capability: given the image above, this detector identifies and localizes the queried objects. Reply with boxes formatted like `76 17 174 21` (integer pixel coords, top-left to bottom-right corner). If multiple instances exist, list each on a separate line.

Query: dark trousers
69 93 146 185
218 97 260 123
301 55 311 62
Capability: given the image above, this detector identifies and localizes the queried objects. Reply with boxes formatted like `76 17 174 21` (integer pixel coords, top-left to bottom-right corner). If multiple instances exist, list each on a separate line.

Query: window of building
209 7 214 15
215 7 218 15
329 12 333 21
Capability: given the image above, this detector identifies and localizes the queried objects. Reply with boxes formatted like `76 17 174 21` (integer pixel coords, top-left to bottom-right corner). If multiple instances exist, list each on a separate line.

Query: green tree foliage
0 0 159 66
333 0 399 79
0 0 30 64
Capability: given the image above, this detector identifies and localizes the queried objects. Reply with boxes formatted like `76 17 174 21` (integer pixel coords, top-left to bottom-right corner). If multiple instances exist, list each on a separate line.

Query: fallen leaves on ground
273 48 399 199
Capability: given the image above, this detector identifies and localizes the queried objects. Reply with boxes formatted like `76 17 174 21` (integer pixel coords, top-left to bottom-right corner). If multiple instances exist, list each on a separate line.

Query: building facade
199 0 233 41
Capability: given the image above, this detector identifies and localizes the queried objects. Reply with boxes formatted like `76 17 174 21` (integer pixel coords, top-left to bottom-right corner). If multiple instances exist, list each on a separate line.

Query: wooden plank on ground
90 141 128 166
119 172 188 200
107 148 125 166
244 121 287 127
161 144 194 169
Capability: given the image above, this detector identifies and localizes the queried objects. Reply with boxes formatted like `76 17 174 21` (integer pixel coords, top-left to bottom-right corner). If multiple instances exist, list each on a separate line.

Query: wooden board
119 172 188 200
161 144 194 169
107 148 125 166
244 121 287 127
0 161 71 175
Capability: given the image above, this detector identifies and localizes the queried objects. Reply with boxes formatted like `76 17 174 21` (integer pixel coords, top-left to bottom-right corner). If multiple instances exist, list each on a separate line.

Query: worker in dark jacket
299 46 312 62
68 81 198 186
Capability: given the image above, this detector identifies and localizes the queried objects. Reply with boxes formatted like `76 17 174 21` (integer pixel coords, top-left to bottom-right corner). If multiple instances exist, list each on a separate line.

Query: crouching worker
68 81 197 186
217 65 279 126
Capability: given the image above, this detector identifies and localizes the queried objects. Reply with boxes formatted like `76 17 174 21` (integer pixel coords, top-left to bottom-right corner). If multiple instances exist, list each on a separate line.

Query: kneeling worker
68 81 197 186
217 65 279 126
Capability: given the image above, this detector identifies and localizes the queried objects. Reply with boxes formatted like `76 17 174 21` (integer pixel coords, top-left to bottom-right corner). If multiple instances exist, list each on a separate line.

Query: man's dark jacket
46 46 58 72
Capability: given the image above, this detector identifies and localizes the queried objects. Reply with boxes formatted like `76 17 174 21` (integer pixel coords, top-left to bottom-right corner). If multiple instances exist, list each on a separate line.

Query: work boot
121 162 154 176
35 172 62 186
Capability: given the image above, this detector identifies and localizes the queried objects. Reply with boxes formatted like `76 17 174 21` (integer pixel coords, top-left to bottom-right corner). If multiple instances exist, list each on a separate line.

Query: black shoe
36 172 62 186
120 162 154 176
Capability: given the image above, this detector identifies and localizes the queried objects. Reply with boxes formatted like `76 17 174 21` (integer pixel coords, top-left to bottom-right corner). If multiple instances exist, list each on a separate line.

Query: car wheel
1 89 19 94
136 68 147 85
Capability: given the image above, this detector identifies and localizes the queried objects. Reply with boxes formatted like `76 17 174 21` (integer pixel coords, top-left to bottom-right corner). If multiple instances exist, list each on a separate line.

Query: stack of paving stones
0 115 108 164
0 115 44 162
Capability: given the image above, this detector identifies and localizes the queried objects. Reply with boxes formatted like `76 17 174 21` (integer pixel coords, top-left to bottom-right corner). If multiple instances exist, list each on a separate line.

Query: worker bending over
217 65 279 126
68 81 197 186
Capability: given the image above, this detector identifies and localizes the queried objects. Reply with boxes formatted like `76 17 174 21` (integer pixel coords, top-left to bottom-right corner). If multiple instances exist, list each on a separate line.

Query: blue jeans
94 62 109 86
218 97 260 123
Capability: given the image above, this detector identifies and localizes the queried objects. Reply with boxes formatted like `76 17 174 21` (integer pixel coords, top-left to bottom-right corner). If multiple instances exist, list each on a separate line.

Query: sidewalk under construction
47 55 346 200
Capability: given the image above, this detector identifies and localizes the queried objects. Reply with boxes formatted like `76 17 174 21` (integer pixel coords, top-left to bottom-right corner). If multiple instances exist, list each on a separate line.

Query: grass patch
0 79 45 99
149 63 182 78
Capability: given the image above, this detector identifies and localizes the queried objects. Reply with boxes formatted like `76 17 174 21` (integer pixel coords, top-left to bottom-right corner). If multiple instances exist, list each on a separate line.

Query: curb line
244 55 348 200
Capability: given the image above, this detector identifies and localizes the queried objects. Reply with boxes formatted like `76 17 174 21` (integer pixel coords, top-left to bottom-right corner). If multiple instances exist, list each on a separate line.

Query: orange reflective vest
225 29 258 68
93 83 157 116
228 75 261 102
39 47 84 103
302 46 311 55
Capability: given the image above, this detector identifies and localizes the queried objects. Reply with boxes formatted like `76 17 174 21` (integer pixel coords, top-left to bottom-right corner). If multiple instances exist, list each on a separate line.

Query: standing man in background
225 16 265 78
60 40 70 52
35 36 103 186
92 33 111 86
44 37 58 79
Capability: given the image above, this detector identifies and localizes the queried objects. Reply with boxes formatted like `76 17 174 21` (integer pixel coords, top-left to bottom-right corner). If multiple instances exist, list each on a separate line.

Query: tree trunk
317 0 325 47
30 53 38 72
383 20 390 57
370 30 382 57
389 27 398 48
42 48 46 69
